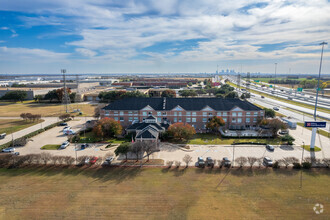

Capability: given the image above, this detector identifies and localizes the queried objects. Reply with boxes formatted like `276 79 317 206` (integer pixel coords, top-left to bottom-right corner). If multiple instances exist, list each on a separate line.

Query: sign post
304 122 327 149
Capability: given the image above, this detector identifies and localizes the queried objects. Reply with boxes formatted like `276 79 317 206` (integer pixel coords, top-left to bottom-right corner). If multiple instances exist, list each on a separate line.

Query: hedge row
232 142 266 145
0 119 71 150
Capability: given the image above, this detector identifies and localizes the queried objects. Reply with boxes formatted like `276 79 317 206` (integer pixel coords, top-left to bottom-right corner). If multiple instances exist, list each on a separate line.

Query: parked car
59 122 68 126
273 107 279 111
11 152 20 156
80 143 89 150
279 130 289 135
63 129 75 135
2 147 15 153
86 120 91 123
205 157 214 167
263 157 273 167
266 144 274 152
0 133 6 139
197 157 205 168
63 126 71 131
60 141 70 149
90 157 99 164
84 157 90 164
103 157 114 166
310 96 314 98
221 157 231 167
261 96 265 98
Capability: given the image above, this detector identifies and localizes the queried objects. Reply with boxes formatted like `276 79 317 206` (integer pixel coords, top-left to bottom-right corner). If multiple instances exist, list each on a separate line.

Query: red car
90 156 99 164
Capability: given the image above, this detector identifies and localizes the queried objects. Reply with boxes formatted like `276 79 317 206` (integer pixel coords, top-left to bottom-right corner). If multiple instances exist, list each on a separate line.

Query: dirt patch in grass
0 167 329 219
0 119 44 134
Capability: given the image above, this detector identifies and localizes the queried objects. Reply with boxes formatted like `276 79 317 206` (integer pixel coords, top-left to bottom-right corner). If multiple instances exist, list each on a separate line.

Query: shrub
175 161 181 168
272 161 280 169
302 162 312 169
293 163 302 169
166 161 174 168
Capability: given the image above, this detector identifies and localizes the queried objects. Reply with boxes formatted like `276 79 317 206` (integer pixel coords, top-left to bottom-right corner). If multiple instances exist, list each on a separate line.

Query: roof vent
163 97 166 110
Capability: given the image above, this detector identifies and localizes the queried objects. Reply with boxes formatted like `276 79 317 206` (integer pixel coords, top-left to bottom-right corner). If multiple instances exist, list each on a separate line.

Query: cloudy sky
0 0 329 74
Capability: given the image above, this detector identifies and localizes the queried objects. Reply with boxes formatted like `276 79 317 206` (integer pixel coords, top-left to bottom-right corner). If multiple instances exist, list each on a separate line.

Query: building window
192 112 196 116
246 118 250 123
186 118 191 122
203 112 207 116
143 112 147 116
232 112 237 117
114 117 118 121
163 112 167 116
134 111 138 115
260 111 264 116
223 118 227 122
120 117 124 121
134 117 138 121
179 118 182 122
186 112 191 116
174 112 177 116
174 118 177 122
157 117 162 123
128 111 133 116
179 112 182 116
246 112 251 116
232 118 236 123
120 111 124 116
129 117 133 121
105 111 110 116
203 118 207 122
254 112 258 116
237 118 242 123
157 112 161 116
114 111 118 115
217 112 221 116
238 112 242 117
253 118 257 122
192 118 196 122
223 112 227 116
208 112 213 116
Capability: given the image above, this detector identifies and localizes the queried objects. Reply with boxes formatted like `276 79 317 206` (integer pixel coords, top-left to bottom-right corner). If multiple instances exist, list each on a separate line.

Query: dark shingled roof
127 122 168 131
103 98 262 111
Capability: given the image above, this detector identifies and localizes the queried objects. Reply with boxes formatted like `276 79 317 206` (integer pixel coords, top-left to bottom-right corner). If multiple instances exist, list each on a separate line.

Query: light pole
300 141 305 188
310 42 327 149
274 63 277 96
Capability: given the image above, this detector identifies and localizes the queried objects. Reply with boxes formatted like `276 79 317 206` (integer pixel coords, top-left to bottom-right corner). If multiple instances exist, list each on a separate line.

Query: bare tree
34 154 43 165
131 141 143 161
175 161 181 168
57 156 66 165
25 154 34 165
166 160 174 168
322 158 330 168
282 157 291 168
64 156 75 165
182 154 193 168
40 152 51 165
95 157 102 166
51 156 59 165
144 141 156 161
77 156 88 166
257 158 263 168
277 159 285 168
235 157 247 167
247 157 257 168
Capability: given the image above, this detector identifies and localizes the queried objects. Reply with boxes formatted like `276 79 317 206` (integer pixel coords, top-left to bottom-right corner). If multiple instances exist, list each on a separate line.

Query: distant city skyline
0 0 329 74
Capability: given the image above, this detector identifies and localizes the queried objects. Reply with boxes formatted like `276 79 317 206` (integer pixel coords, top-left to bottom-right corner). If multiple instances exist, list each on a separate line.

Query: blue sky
0 0 329 74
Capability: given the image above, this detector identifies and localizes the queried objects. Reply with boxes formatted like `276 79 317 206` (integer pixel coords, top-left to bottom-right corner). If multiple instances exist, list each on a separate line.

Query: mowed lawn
0 102 96 117
0 167 329 219
0 119 44 134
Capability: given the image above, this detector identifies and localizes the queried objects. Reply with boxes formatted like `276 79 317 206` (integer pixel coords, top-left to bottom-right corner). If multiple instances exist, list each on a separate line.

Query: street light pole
274 63 277 96
300 141 305 188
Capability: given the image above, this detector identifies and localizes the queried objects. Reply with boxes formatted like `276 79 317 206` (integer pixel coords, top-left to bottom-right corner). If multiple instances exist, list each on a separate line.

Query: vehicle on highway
80 143 89 150
205 157 214 167
266 144 274 152
310 96 314 98
0 133 6 139
59 122 68 126
197 157 205 168
273 107 279 111
60 141 70 149
2 147 15 153
263 157 273 167
221 157 231 167
261 96 265 98
90 157 99 164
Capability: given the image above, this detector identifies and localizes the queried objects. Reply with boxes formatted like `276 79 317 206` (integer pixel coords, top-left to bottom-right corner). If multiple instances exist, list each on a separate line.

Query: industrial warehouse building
101 97 264 131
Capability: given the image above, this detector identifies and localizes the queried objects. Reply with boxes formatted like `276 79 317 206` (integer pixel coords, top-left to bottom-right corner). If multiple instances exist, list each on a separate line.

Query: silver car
60 141 70 149
2 147 15 153
263 157 273 167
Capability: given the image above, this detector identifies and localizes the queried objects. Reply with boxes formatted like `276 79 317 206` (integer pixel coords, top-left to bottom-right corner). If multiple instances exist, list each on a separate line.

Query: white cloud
75 48 96 57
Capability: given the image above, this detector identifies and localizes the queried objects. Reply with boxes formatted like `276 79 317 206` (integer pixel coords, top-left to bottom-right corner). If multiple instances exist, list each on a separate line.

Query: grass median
0 167 328 219
41 144 61 150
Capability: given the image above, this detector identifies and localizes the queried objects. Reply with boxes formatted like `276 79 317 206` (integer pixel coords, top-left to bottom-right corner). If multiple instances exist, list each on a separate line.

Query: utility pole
311 42 327 149
274 63 277 96
300 141 305 188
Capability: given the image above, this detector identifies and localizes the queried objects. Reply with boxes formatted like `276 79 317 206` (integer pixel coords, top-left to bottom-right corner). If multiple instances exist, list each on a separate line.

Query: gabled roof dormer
231 106 243 111
201 105 214 111
171 105 185 111
141 105 154 111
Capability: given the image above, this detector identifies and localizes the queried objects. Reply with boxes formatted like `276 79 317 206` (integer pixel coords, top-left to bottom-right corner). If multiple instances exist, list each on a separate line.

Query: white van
0 133 6 139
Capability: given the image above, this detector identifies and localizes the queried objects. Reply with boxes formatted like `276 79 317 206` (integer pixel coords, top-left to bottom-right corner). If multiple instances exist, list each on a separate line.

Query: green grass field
78 131 128 144
302 145 321 152
41 144 61 150
180 133 282 145
0 119 44 135
0 167 328 219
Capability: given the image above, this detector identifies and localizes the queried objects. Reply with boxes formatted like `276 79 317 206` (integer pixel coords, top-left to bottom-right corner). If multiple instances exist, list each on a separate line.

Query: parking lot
7 118 330 166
